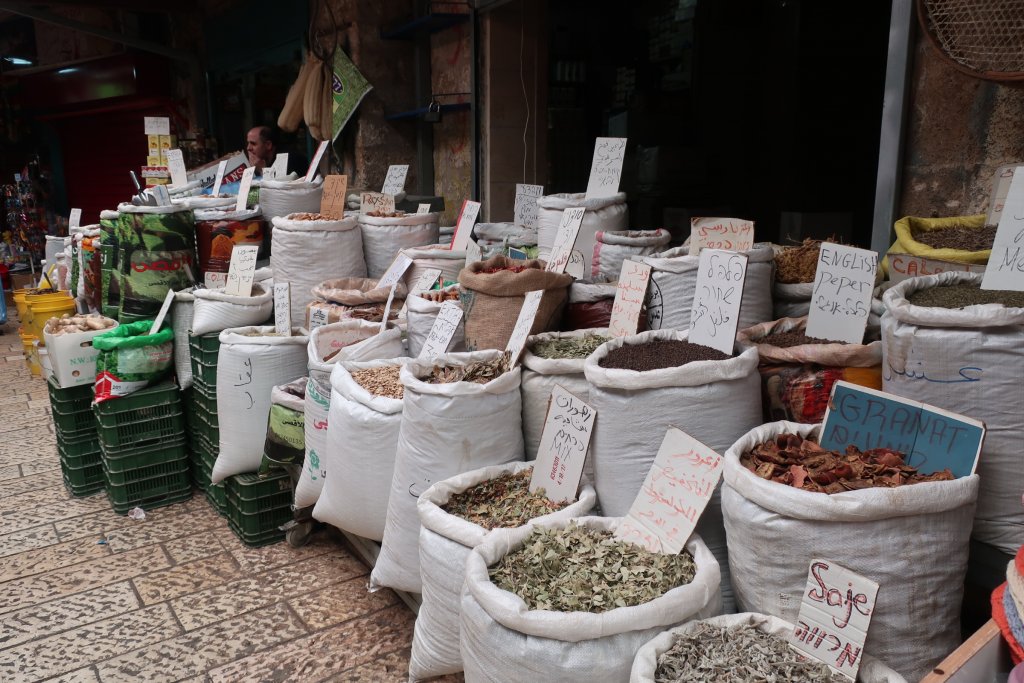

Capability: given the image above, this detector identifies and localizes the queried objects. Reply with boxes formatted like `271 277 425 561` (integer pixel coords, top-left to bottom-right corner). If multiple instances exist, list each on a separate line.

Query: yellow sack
882 214 988 276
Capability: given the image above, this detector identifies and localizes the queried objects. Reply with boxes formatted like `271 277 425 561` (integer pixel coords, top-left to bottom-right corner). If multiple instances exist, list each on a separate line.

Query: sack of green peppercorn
92 321 175 403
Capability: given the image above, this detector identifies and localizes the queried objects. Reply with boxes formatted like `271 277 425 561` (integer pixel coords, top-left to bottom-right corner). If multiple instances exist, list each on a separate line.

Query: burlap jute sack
458 255 573 351
311 277 407 306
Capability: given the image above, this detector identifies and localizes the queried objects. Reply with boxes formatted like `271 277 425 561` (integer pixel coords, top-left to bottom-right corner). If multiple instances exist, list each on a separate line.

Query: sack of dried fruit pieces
630 612 906 683
882 214 991 276
307 277 406 330
409 461 598 680
460 516 721 683
722 421 978 681
260 176 324 226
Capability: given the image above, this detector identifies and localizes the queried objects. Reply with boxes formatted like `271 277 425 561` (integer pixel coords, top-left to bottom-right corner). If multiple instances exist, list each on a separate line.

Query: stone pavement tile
0 603 180 681
96 601 307 683
41 667 102 683
0 470 62 498
20 460 61 477
317 649 409 682
133 553 243 605
0 415 55 436
0 482 74 515
0 535 110 582
171 552 367 631
0 581 139 649
103 505 224 554
288 574 396 630
207 604 415 683
0 493 109 535
0 394 30 406
0 544 170 615
0 523 59 559
162 529 227 565
0 464 23 482
53 498 196 543
214 526 338 574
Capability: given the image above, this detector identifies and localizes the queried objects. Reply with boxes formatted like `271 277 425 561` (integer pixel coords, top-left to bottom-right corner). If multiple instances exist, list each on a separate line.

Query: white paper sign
689 249 748 354
224 244 260 297
982 166 1024 291
529 385 595 502
585 137 627 200
614 427 724 554
68 208 82 229
514 183 544 228
205 271 228 289
144 116 170 135
609 260 652 337
465 239 483 266
212 160 228 196
382 164 409 196
987 164 1023 226
235 167 256 213
789 559 879 681
274 282 292 336
379 283 398 334
378 253 414 289
261 167 277 181
271 152 289 177
546 207 586 274
417 203 432 214
166 149 187 188
689 217 754 257
309 306 329 330
418 301 464 359
805 243 877 343
505 289 544 365
305 141 329 182
888 253 987 283
152 185 171 206
400 267 444 317
361 192 395 215
148 288 176 335
451 200 482 252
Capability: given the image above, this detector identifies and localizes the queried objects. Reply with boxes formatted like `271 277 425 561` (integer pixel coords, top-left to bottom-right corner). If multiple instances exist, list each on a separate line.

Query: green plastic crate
104 465 192 515
51 403 96 434
61 466 105 497
59 440 103 469
102 441 188 475
56 426 100 452
190 359 218 387
225 494 292 537
226 515 285 547
206 482 227 516
94 383 184 450
190 388 218 425
187 411 219 445
47 377 94 412
102 454 189 487
225 471 292 512
189 332 220 363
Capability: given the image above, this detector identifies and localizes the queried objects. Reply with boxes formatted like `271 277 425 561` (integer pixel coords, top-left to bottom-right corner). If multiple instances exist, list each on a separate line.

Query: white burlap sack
583 329 763 612
474 222 537 258
190 283 273 336
723 421 978 682
406 288 464 358
293 376 330 508
270 214 365 324
410 462 598 680
174 195 236 210
400 245 467 291
883 271 1024 554
592 229 671 282
643 243 775 331
171 289 195 389
460 516 721 683
306 320 404 388
772 280 814 318
260 176 323 226
537 192 628 276
211 326 309 483
312 358 411 540
630 612 907 683
370 351 525 593
358 213 440 278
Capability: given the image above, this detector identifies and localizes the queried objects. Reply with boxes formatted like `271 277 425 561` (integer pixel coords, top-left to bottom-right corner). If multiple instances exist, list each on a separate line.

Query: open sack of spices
460 516 721 683
190 282 274 336
370 350 525 594
406 284 465 357
584 329 763 611
458 255 573 351
883 271 1024 556
561 281 629 332
740 316 882 424
722 421 978 681
882 214 992 276
409 462 598 680
357 210 440 279
312 358 411 541
537 192 628 275
307 277 406 329
399 244 467 291
629 612 906 683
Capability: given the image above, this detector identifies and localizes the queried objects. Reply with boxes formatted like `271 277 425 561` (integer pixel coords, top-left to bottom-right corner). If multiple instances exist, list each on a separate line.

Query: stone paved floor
0 311 448 683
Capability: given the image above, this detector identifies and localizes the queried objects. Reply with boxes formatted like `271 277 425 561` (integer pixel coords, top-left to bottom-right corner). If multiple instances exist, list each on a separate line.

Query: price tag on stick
305 141 329 182
379 283 398 334
235 167 256 213
546 207 586 274
271 152 289 178
166 149 187 188
361 192 395 215
608 261 651 337
400 267 443 317
585 137 627 200
417 203 432 215
614 427 724 554
320 175 349 219
224 244 260 297
382 164 409 196
418 300 464 359
274 282 292 336
982 165 1024 292
212 160 227 196
529 384 595 502
514 183 544 228
451 200 482 251
689 249 748 354
378 253 413 289
465 239 483 266
505 290 544 365
789 560 879 682
68 208 82 229
805 243 877 343
689 217 754 257
148 289 176 335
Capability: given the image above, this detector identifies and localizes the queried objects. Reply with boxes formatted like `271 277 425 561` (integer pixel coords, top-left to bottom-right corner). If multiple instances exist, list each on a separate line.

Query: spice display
598 340 731 371
761 330 847 348
44 313 117 335
426 353 511 384
907 283 1024 309
365 210 407 218
350 365 404 399
441 470 567 529
531 334 610 360
477 264 534 274
348 304 400 323
742 433 955 493
774 239 822 284
489 522 696 612
288 212 337 221
912 224 996 251
419 288 461 302
654 623 844 683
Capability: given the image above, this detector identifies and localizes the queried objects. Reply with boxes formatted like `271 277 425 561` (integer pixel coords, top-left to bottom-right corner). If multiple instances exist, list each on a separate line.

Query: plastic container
12 289 29 321
61 464 105 497
206 481 227 515
21 331 40 376
101 441 189 475
47 377 94 413
224 471 292 546
103 459 191 514
93 381 184 450
24 291 76 339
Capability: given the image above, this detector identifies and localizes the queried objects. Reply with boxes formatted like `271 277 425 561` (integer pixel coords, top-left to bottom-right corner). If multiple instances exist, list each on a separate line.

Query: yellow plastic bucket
25 293 76 339
12 289 29 321
34 340 53 381
20 330 40 376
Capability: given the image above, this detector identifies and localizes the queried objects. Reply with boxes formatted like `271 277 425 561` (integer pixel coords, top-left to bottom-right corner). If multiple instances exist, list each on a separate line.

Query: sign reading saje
529 384 595 502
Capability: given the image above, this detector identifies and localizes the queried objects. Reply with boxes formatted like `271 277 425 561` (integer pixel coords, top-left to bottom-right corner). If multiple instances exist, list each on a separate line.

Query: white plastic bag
358 212 440 278
260 176 323 226
410 462 598 680
722 421 979 682
406 288 464 358
537 192 628 276
190 283 274 336
171 289 195 389
370 350 525 593
460 516 721 683
592 229 670 282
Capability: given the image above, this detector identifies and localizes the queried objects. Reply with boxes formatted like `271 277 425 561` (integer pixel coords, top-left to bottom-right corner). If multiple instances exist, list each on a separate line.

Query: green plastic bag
261 378 306 475
116 206 197 320
93 320 175 403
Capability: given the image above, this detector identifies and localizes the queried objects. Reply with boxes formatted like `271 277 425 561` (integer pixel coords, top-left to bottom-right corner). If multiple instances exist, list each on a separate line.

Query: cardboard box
148 134 160 150
158 135 172 150
10 271 35 291
147 156 161 167
44 321 118 388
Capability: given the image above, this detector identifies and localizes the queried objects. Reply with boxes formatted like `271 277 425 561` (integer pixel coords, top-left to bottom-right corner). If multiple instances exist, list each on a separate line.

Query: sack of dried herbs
370 350 525 593
460 516 721 683
306 319 404 387
407 285 465 357
409 462 598 680
722 421 979 682
311 358 412 541
584 329 763 612
629 612 907 683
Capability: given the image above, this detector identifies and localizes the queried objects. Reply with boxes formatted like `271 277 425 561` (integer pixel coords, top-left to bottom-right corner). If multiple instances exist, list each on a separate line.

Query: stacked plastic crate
225 472 293 546
187 331 227 513
49 378 104 497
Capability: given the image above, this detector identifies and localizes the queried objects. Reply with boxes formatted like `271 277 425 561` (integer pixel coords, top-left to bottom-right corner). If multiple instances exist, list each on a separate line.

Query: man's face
246 128 273 166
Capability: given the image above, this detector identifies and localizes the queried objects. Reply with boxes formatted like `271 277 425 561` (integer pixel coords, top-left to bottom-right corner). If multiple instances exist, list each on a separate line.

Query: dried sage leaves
531 334 610 360
441 470 567 530
426 352 511 384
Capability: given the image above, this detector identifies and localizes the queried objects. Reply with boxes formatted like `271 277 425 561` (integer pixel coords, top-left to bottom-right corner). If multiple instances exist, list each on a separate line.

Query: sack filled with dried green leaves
409 462 598 680
629 612 907 683
460 516 722 683
370 350 526 594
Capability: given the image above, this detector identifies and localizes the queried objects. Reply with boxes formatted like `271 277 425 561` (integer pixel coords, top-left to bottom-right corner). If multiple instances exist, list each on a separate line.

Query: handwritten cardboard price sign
320 175 348 219
212 160 228 196
888 253 986 283
418 301 464 359
361 192 395 215
805 243 877 343
271 152 289 178
585 137 627 200
505 289 544 365
166 149 188 188
982 166 1024 292
987 163 1023 226
529 385 595 502
689 249 748 354
382 164 409 196
451 200 482 251
465 239 483 265
273 282 292 336
224 244 260 297
614 427 724 554
789 560 879 681
609 261 652 337
68 208 82 229
546 207 586 275
235 167 256 213
378 253 413 289
305 141 329 182
417 203 432 214
689 217 754 257
144 116 170 135
400 267 443 317
514 183 544 228
379 283 398 334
